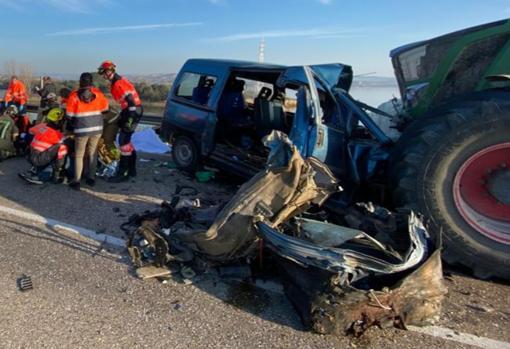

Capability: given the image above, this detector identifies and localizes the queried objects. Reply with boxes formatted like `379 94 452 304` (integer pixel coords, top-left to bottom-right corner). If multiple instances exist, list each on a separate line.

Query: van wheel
172 135 199 172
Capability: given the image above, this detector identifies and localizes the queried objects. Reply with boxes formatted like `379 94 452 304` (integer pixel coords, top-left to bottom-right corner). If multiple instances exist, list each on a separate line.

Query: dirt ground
0 155 509 348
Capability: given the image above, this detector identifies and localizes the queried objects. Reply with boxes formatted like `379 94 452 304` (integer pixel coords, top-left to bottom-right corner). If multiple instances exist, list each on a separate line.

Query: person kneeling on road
19 108 68 185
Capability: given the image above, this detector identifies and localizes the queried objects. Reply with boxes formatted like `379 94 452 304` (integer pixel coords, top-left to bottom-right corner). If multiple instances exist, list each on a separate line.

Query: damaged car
126 132 447 336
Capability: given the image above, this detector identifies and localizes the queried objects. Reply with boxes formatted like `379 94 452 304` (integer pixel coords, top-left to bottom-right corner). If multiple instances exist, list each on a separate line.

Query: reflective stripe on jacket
66 87 109 136
4 80 28 105
29 124 67 159
111 76 142 110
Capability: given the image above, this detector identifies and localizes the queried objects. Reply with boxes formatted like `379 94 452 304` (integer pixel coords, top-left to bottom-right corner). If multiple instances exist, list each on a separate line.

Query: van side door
166 72 218 155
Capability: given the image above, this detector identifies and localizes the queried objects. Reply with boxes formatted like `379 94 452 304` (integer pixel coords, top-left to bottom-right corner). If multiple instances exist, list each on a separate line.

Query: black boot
108 155 130 183
52 160 65 184
128 150 137 177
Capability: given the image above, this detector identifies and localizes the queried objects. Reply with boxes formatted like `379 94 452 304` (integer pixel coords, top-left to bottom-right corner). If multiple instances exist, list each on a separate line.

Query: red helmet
98 60 116 74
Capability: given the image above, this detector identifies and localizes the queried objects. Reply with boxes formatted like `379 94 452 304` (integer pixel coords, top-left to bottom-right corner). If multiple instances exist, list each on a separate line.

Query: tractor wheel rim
453 142 510 245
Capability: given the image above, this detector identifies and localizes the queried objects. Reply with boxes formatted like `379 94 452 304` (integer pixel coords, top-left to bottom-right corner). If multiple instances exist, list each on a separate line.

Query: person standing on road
34 76 56 109
3 75 28 115
98 60 143 182
66 72 109 191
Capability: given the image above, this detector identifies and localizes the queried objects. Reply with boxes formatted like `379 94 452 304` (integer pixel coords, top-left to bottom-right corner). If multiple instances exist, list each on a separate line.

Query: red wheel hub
453 142 510 244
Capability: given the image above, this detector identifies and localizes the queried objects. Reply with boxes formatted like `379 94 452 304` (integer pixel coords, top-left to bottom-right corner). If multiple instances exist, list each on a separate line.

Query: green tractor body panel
391 19 510 118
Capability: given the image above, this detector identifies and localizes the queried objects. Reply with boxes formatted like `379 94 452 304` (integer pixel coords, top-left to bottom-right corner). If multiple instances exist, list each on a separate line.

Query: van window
175 72 217 106
234 78 273 104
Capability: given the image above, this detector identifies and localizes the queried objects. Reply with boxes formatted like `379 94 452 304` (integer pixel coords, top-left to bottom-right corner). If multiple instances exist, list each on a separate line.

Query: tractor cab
391 19 510 118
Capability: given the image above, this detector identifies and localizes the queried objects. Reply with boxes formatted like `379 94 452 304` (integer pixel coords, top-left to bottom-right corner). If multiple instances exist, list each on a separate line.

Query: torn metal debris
17 275 33 292
125 131 446 336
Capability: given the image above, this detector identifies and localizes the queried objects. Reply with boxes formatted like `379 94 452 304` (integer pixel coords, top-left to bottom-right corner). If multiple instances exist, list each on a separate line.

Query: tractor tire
172 135 199 172
389 99 510 279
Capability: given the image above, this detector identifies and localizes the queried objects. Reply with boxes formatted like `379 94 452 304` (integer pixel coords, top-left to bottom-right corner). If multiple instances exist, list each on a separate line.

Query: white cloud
207 0 228 5
0 0 114 13
316 0 333 4
0 0 24 10
46 22 203 36
207 28 362 42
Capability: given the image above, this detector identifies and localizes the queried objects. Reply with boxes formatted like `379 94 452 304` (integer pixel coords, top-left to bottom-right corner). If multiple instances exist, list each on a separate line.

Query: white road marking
408 325 510 349
0 204 125 247
1 207 508 349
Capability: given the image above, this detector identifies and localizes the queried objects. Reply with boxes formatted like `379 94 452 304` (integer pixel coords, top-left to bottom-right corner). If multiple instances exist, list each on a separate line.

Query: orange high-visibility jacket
29 124 67 159
66 87 109 136
111 76 142 110
4 80 28 105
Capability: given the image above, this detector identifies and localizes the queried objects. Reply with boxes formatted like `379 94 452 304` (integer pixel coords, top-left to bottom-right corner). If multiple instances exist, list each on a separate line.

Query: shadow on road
1 217 123 263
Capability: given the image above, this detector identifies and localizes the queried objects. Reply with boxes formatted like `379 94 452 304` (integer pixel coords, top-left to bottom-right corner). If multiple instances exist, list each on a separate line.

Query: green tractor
388 19 510 278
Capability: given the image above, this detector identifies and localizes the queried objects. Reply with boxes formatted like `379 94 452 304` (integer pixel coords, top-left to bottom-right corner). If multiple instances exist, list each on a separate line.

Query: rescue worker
34 76 56 109
101 106 120 163
36 92 60 124
66 72 109 191
98 60 142 182
3 75 28 115
59 87 71 109
18 108 68 185
0 105 19 160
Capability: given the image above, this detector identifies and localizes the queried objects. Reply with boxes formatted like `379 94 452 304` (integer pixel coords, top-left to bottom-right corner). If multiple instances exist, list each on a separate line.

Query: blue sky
0 0 509 77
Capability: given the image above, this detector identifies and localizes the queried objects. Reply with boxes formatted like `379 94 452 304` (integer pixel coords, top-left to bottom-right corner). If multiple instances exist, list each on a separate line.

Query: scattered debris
124 131 447 337
466 304 494 313
195 170 215 183
160 161 177 169
17 275 33 291
175 198 201 210
175 185 198 196
135 265 172 280
219 265 252 279
181 266 196 280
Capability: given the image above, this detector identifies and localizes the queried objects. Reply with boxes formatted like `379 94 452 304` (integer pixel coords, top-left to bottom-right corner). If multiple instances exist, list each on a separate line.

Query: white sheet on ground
130 128 170 154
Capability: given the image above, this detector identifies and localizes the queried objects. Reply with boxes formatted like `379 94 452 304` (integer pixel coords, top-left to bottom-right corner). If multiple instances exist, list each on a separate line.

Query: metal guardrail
26 104 163 127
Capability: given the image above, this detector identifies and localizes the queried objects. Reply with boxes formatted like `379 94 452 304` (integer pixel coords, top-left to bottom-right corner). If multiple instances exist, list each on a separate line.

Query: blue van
161 59 390 180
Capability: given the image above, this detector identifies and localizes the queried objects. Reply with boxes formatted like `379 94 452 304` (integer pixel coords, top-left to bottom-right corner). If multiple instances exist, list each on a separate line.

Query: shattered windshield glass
311 64 353 92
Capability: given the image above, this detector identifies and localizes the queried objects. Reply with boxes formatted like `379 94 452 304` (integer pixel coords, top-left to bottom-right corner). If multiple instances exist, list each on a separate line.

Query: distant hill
125 73 176 85
351 76 398 88
3 73 177 85
3 72 396 88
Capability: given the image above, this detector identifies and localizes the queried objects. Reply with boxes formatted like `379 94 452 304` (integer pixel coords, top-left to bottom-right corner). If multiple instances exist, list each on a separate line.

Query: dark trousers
29 145 64 173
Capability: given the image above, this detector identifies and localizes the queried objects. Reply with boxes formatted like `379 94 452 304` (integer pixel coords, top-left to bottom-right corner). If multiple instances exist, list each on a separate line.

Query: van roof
183 58 287 72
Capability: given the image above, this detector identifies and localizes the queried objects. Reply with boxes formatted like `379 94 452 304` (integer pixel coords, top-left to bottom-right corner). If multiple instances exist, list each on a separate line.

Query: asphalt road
0 157 509 348
0 157 233 239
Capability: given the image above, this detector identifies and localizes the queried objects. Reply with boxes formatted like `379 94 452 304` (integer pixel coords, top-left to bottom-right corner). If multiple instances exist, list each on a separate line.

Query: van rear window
175 72 217 106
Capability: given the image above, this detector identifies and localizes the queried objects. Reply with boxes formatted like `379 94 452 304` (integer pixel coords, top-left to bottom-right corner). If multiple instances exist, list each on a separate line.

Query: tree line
0 73 172 103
